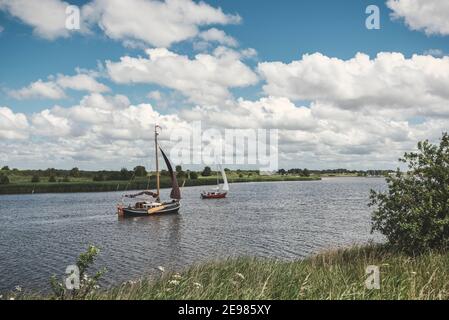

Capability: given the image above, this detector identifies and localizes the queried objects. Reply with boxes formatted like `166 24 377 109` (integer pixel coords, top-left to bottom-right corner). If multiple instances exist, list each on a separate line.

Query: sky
0 0 449 170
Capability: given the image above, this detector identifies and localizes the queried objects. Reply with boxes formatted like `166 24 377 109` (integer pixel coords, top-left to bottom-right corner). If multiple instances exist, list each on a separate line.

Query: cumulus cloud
258 52 449 117
10 80 66 100
9 73 110 100
0 107 29 139
0 0 74 39
82 0 241 47
0 0 240 47
387 0 449 36
56 74 110 93
106 47 258 105
198 28 238 47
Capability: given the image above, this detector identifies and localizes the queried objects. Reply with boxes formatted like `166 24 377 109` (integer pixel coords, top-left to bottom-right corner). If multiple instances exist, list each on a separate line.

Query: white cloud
0 107 29 140
423 49 444 57
0 0 73 39
0 25 4 33
10 80 66 100
106 47 258 105
9 73 110 100
387 0 449 36
258 52 449 117
82 0 241 47
198 28 238 47
56 74 110 93
147 90 162 101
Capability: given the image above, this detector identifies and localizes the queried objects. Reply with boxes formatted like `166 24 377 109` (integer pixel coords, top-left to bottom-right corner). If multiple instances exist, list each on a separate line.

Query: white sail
219 164 229 192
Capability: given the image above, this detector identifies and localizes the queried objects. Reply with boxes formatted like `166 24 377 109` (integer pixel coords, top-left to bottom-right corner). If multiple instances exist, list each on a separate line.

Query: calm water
0 177 386 293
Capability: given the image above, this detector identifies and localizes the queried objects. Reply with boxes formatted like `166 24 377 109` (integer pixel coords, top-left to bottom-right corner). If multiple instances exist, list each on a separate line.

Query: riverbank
0 175 321 195
13 244 449 300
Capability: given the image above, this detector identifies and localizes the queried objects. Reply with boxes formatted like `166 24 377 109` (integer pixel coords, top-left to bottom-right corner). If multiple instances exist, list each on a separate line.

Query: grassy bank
0 175 320 195
14 245 449 300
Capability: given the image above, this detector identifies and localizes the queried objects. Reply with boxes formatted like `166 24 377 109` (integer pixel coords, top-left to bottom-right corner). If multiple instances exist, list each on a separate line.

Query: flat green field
0 173 321 195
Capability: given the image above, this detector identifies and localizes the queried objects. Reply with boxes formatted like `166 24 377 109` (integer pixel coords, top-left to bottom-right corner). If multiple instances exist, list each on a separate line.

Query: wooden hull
201 192 227 199
118 201 180 217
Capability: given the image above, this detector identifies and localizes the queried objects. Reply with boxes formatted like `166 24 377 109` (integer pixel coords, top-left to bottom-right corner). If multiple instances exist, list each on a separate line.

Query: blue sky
1 0 447 112
0 0 448 170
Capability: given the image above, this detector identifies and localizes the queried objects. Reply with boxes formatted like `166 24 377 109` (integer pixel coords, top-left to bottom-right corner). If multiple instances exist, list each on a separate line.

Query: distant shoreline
0 175 321 195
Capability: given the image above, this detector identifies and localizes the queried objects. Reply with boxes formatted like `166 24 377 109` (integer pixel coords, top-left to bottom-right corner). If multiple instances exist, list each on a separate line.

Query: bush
63 176 70 183
92 174 104 182
190 172 198 180
50 245 106 300
48 175 57 183
31 175 40 183
370 132 449 253
0 174 9 185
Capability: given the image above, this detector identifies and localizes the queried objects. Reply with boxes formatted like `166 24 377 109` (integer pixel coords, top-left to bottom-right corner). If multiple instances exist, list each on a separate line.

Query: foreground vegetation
8 244 449 300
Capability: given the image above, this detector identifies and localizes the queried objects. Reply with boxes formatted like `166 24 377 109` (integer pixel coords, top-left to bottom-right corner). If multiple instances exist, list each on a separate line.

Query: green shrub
370 132 449 253
48 175 56 183
190 171 198 180
0 174 9 185
50 245 106 300
31 175 40 183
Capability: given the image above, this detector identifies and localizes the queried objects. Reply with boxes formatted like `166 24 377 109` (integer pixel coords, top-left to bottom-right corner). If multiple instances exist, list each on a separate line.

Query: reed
0 175 321 195
13 244 448 300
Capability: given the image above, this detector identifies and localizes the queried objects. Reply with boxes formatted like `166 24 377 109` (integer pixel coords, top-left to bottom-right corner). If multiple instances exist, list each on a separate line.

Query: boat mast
155 125 161 202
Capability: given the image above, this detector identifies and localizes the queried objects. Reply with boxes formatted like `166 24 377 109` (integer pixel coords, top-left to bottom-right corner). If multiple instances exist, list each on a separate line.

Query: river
0 177 386 293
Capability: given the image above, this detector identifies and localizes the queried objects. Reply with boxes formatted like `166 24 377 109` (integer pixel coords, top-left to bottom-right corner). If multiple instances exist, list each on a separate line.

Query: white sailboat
201 164 229 199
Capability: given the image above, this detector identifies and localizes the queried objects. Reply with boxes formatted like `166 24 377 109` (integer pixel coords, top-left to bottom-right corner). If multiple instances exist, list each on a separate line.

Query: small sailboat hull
201 192 227 199
119 201 180 217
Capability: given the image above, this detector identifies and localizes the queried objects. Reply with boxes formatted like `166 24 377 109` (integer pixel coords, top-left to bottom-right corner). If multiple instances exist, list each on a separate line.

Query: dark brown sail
159 146 181 200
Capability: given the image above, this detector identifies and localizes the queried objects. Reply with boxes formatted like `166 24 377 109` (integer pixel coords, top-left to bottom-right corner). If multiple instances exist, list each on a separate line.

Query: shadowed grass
11 244 449 300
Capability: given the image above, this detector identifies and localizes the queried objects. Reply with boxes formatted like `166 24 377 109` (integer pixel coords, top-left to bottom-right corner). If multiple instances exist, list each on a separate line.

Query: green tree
370 132 449 253
0 174 9 185
1 166 10 171
202 166 212 176
190 171 198 180
48 175 57 183
120 168 132 180
303 168 310 177
69 167 80 177
31 175 40 183
133 166 147 177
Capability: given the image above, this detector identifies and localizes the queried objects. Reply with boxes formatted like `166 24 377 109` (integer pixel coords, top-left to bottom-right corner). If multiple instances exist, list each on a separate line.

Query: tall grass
77 245 449 300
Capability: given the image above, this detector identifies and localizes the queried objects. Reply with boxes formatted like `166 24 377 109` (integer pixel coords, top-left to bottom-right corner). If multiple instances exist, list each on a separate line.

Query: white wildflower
168 280 180 286
172 273 182 280
15 286 22 292
157 266 165 273
193 282 203 289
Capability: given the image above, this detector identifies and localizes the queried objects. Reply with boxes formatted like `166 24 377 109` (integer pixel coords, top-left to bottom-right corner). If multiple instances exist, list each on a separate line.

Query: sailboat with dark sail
117 125 181 217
